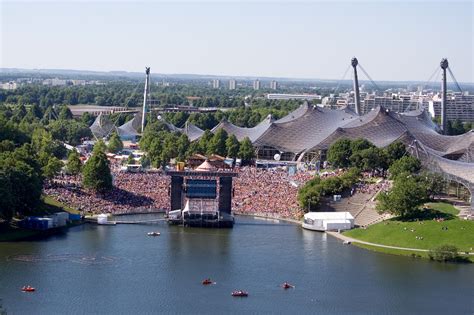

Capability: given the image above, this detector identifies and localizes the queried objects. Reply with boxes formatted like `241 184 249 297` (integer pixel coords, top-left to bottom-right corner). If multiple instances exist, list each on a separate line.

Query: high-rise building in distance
229 79 236 90
253 79 260 90
270 80 278 90
212 79 220 89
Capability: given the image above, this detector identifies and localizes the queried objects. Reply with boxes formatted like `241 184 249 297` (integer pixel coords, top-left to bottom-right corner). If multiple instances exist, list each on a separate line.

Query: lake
0 215 473 314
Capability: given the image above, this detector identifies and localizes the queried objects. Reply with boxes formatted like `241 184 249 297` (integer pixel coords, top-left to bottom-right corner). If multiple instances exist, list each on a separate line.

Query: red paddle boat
202 278 213 285
282 282 294 289
21 286 35 292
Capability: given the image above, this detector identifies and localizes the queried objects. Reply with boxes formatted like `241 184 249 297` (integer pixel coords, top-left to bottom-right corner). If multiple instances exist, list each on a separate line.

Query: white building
212 79 220 89
302 212 354 231
0 81 18 90
43 78 67 86
429 93 474 123
229 79 236 90
270 80 278 90
71 79 86 86
266 93 321 100
253 79 260 90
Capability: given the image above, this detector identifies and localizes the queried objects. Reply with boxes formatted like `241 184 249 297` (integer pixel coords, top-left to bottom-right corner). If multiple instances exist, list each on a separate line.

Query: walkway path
326 231 474 255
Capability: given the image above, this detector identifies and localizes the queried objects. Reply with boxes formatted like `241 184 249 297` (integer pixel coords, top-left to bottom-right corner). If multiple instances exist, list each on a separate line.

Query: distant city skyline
1 1 473 82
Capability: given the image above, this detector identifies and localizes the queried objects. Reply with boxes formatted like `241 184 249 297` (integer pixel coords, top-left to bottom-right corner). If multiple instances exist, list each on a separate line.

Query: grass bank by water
352 243 474 263
343 202 474 253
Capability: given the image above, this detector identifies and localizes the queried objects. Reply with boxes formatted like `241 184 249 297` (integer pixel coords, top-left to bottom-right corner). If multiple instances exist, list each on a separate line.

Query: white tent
302 212 354 231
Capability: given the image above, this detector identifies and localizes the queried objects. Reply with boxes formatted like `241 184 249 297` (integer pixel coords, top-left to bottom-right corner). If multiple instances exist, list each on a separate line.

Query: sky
1 1 473 82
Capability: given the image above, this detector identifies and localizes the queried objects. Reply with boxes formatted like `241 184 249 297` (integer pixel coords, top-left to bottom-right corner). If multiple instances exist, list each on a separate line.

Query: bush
298 168 360 210
428 244 462 262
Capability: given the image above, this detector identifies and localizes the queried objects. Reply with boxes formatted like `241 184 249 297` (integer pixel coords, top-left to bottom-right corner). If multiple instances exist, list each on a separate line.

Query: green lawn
41 195 79 214
352 243 474 263
344 202 474 252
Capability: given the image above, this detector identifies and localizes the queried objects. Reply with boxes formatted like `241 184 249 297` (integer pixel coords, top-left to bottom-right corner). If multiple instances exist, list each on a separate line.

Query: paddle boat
147 232 161 236
202 278 213 285
21 286 35 292
231 290 248 297
282 282 294 289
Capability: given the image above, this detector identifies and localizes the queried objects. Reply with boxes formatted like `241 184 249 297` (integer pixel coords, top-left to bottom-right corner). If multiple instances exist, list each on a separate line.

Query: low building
0 81 18 90
266 93 321 100
302 212 354 231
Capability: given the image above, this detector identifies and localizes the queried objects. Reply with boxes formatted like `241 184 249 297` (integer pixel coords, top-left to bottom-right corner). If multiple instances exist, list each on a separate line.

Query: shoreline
111 209 166 216
234 212 302 225
102 208 303 224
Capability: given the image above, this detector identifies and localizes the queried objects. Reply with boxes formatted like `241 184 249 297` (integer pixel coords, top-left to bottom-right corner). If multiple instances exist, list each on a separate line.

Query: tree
238 137 255 165
42 156 64 179
140 154 151 168
48 119 92 146
207 128 228 156
226 134 240 159
66 150 82 175
81 112 95 126
298 185 322 212
428 244 462 262
126 154 135 165
0 147 43 220
107 132 123 154
376 175 428 218
384 141 406 166
82 145 112 192
30 104 43 119
419 171 445 199
93 140 107 153
58 105 73 120
327 138 352 168
388 156 421 179
138 120 168 151
176 133 190 162
449 119 465 135
0 140 15 152
31 128 67 160
350 138 374 153
352 147 387 172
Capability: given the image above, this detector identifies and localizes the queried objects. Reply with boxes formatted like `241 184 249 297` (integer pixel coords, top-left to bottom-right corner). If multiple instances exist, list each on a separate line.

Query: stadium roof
90 113 115 139
92 102 473 164
253 105 358 154
116 113 142 138
211 114 274 142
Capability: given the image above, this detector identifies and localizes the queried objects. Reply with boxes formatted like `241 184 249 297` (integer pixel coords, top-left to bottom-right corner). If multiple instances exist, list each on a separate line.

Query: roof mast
141 67 151 134
351 57 361 116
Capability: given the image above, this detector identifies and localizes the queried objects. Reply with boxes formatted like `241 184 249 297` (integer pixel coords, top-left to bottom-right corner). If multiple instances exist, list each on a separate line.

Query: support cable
358 63 380 91
422 66 441 91
447 67 463 93
334 64 351 94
